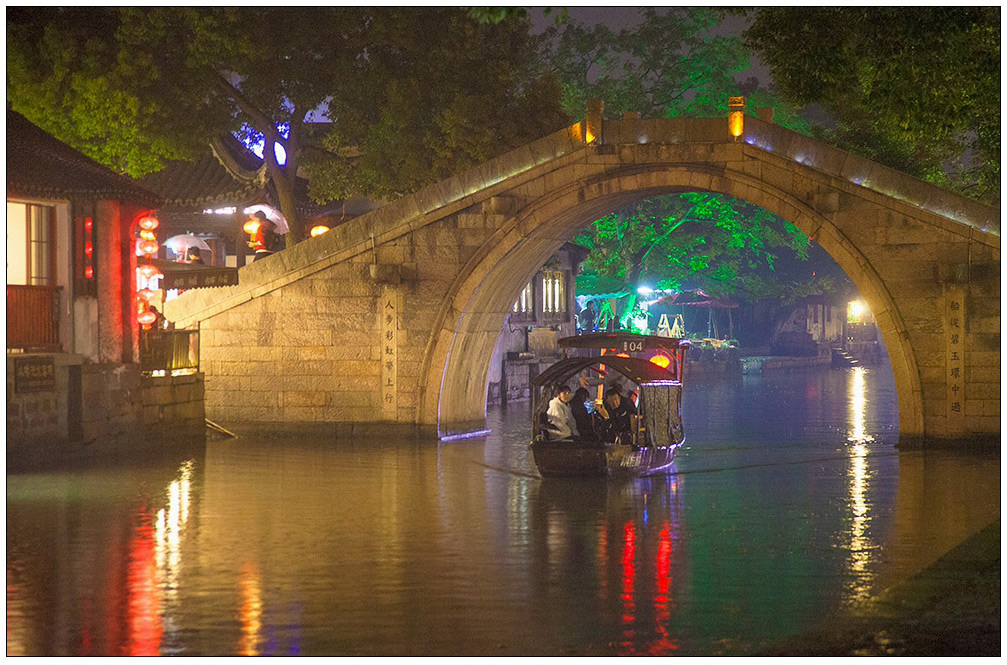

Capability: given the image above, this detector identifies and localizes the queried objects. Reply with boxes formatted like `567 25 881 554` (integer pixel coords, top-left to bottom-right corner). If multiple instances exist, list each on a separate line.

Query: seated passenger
593 388 636 444
545 384 579 441
570 387 597 441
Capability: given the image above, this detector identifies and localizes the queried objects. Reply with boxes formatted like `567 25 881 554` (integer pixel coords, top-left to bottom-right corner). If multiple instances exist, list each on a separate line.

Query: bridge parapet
600 115 998 237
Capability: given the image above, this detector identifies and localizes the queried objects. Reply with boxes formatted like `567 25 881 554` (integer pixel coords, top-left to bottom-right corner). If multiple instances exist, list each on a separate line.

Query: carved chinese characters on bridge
381 286 399 420
945 287 965 432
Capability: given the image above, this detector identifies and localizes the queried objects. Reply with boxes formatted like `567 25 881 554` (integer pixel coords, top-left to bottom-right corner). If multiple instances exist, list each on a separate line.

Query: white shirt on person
546 396 579 440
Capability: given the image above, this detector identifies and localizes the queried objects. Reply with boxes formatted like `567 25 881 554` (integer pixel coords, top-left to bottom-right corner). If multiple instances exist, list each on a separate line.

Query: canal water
6 363 999 656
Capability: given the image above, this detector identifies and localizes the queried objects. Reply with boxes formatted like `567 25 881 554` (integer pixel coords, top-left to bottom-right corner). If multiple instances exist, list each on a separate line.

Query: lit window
513 282 534 315
542 271 566 315
6 202 54 286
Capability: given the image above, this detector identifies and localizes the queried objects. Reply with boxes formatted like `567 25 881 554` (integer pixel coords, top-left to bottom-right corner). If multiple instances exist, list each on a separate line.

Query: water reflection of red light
127 517 162 655
598 527 608 602
646 522 678 654
620 521 636 642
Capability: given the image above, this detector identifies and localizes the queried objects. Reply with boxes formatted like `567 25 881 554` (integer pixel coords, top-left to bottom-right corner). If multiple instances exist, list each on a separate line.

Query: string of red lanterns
136 214 163 329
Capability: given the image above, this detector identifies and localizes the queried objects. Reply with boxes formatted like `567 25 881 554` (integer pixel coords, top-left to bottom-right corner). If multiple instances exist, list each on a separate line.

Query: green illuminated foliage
573 193 812 303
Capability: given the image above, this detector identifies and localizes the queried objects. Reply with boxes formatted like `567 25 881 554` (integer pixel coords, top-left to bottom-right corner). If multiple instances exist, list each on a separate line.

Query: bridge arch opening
427 168 919 439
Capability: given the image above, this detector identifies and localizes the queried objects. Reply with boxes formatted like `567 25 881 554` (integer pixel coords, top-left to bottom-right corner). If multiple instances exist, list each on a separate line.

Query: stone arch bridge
167 107 999 449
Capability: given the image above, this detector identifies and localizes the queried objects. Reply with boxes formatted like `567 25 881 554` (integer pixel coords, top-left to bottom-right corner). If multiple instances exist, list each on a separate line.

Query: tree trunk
269 160 303 244
264 130 304 245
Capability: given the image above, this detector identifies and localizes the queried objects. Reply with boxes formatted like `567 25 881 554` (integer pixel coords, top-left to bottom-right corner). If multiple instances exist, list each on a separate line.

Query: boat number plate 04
622 341 644 352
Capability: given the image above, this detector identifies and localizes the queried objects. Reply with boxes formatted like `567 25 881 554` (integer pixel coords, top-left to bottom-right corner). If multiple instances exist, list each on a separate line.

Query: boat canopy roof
559 332 691 352
532 355 677 389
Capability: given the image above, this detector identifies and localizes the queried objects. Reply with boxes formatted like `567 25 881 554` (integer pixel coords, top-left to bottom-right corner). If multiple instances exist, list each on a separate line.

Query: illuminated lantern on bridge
310 224 330 238
728 96 746 140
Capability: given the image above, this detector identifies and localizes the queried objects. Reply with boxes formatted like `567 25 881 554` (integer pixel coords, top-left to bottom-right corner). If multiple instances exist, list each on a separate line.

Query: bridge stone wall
166 115 999 449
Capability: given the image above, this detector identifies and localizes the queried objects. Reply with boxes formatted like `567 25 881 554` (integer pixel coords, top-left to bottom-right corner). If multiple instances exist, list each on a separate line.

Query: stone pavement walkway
761 520 1001 656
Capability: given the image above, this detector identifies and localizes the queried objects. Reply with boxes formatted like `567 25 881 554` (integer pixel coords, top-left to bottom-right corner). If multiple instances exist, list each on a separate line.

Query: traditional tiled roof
138 133 268 211
6 109 162 206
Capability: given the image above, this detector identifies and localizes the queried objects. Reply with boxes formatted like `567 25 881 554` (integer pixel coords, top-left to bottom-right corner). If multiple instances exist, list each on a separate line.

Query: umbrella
163 234 211 255
242 204 289 234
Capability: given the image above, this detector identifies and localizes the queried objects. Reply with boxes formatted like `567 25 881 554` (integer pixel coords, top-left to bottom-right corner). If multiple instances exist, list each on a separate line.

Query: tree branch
213 74 285 146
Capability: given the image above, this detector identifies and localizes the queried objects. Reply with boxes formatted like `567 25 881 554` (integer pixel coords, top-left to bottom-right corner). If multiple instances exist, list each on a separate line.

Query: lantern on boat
650 353 671 369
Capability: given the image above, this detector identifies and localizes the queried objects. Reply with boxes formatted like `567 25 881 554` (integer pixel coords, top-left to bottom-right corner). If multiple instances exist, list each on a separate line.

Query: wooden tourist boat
530 333 691 478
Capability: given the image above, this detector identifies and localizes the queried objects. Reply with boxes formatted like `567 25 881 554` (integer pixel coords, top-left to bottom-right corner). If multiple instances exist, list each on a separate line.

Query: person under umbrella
249 212 278 262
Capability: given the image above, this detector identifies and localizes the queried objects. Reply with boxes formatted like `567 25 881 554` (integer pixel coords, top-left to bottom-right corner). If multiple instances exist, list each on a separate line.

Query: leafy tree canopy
740 7 999 203
541 7 810 134
7 7 570 242
573 193 813 305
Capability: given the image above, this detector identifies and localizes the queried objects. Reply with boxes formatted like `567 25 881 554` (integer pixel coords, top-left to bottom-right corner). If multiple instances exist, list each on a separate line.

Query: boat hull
531 439 679 478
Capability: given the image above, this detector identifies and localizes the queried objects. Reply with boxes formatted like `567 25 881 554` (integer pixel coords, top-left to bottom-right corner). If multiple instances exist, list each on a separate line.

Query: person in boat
545 384 579 441
570 387 597 441
594 387 636 444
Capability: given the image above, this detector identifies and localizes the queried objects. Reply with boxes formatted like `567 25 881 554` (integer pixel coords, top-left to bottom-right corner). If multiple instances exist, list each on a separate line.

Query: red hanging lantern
138 215 160 232
137 288 157 302
138 263 163 280
139 239 159 256
137 309 157 327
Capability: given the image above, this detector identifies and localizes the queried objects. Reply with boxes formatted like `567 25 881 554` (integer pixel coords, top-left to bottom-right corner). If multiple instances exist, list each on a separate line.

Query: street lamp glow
637 285 653 296
848 300 866 323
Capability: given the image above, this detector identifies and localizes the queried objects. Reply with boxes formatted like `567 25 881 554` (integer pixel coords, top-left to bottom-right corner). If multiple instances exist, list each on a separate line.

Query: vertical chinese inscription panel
944 286 965 433
381 285 399 420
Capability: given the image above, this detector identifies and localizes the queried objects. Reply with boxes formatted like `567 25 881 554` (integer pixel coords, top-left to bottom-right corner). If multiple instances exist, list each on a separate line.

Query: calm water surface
7 364 999 655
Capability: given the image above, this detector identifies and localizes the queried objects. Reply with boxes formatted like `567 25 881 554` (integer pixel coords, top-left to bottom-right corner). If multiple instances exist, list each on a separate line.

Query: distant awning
654 289 738 308
575 274 630 298
149 258 239 290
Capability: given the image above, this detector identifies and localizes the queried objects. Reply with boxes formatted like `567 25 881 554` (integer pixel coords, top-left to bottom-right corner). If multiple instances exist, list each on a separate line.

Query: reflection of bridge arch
426 166 924 440
168 111 999 449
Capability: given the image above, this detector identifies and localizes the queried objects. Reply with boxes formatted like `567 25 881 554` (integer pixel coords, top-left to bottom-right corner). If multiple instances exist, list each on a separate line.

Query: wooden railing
140 329 199 376
6 285 61 351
